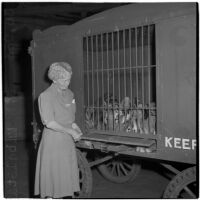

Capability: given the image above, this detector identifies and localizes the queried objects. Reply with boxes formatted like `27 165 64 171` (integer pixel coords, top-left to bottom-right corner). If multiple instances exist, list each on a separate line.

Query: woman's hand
72 123 83 140
46 121 82 142
72 123 82 134
68 128 82 142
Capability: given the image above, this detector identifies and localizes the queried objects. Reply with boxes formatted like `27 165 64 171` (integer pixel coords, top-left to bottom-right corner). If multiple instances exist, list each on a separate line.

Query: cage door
83 24 157 135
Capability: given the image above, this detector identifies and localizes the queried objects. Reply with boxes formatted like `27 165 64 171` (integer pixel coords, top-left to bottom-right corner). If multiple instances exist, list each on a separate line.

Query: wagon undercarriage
76 142 197 198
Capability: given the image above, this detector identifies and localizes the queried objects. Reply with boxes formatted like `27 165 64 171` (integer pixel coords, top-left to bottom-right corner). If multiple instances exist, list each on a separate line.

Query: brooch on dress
65 99 75 107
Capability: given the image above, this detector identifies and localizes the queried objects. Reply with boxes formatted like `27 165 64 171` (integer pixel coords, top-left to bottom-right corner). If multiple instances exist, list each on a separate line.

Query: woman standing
34 62 82 198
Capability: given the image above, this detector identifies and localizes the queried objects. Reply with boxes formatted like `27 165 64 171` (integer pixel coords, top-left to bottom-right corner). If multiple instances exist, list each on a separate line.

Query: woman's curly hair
48 62 72 81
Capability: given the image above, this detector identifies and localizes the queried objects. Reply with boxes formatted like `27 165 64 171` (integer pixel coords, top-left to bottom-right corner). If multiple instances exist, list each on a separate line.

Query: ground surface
4 140 171 198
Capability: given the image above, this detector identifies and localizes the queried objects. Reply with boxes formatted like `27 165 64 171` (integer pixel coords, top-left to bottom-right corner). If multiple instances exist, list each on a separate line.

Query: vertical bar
101 34 105 131
141 26 144 132
129 28 133 109
86 37 90 131
91 36 94 126
106 33 110 130
96 35 100 129
86 37 90 108
123 29 127 129
153 24 157 135
123 30 126 98
117 30 121 130
148 25 151 133
135 28 138 108
112 32 115 131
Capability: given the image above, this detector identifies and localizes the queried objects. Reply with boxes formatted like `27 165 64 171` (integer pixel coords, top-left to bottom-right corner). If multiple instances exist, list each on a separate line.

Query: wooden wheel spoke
116 163 121 176
119 163 129 175
98 157 141 183
183 186 196 198
123 162 133 170
106 161 112 167
110 163 116 174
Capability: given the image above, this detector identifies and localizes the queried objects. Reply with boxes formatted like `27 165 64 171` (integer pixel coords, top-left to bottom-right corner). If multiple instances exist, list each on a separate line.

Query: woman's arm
46 121 81 141
38 93 80 140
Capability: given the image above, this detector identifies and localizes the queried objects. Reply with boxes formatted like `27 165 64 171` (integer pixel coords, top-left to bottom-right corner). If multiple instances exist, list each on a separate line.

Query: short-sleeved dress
34 83 80 198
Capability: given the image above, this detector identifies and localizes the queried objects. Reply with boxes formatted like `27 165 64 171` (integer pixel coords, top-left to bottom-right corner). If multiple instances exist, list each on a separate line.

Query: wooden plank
81 133 155 147
87 129 159 139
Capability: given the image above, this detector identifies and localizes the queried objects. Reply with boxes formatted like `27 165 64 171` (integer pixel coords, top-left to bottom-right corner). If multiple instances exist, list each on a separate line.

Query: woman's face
55 72 71 90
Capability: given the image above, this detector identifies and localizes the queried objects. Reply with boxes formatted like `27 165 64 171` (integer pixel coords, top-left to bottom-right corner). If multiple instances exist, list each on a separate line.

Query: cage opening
83 24 157 136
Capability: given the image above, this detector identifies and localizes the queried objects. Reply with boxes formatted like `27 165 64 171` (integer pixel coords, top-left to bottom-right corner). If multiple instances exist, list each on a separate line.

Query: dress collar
50 83 69 96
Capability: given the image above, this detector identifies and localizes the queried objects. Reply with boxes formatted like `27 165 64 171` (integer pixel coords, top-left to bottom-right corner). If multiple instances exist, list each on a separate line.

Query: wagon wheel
163 166 196 198
74 149 93 198
98 156 141 183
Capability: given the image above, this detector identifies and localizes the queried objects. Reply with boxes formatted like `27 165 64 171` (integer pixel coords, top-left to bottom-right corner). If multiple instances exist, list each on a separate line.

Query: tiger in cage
103 95 140 132
85 107 95 130
102 94 121 131
143 102 156 135
84 94 119 131
84 94 156 135
125 98 156 135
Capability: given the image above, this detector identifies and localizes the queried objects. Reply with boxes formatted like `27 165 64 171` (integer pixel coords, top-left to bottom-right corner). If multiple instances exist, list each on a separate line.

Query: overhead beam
5 14 79 23
4 3 125 17
5 16 72 28
25 14 81 22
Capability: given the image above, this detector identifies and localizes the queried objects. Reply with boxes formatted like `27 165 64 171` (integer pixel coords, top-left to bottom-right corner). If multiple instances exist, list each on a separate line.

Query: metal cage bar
86 37 90 108
141 26 144 131
135 27 139 108
111 32 115 132
106 33 110 130
123 30 126 98
91 36 95 124
96 35 100 129
148 25 151 132
101 34 105 131
117 30 121 130
129 28 133 109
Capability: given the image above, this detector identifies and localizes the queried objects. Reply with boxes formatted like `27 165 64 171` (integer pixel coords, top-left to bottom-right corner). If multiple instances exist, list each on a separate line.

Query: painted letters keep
165 137 196 150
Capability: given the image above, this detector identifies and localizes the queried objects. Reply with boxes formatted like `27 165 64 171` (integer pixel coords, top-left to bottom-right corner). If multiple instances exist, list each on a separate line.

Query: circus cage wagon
29 3 197 198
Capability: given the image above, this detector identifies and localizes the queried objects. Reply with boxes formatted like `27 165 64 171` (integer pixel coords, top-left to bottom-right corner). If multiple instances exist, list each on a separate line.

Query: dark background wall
3 2 128 97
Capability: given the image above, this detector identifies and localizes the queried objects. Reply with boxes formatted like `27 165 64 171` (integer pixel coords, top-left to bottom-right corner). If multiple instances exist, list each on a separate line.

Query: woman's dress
34 83 80 198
